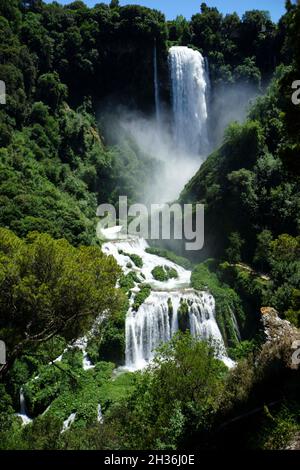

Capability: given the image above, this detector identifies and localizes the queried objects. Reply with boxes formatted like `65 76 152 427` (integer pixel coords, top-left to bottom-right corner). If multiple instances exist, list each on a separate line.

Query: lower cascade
102 227 234 370
125 290 231 369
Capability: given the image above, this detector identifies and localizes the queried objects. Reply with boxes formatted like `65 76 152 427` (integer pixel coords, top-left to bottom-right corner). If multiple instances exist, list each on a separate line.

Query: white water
97 404 104 424
102 227 234 371
61 412 76 433
231 310 242 341
51 316 106 370
17 388 32 426
125 290 232 370
51 338 94 370
169 46 209 154
73 337 95 371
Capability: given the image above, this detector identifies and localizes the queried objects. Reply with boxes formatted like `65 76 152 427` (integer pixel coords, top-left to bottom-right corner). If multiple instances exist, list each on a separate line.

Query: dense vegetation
181 2 300 329
151 265 178 282
0 0 299 452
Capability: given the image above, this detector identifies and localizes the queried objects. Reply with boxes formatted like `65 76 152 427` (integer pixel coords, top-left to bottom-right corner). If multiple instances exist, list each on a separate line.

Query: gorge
98 45 232 371
1 0 299 452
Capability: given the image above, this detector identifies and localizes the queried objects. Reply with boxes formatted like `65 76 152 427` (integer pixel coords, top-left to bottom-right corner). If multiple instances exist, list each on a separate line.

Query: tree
65 1 87 10
224 120 265 170
234 57 261 87
21 1 43 12
191 6 223 52
109 0 119 8
226 232 245 264
114 333 226 449
240 10 273 58
36 73 67 111
169 15 192 45
254 230 273 271
0 229 123 376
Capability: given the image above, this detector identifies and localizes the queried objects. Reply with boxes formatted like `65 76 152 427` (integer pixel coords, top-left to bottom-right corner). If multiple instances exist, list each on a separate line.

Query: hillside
0 0 299 453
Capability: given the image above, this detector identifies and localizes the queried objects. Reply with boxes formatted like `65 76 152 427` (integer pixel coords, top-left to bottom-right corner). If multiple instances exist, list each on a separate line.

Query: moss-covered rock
119 250 143 268
178 299 190 332
168 298 173 329
87 308 127 366
132 284 152 312
151 265 178 282
119 271 140 293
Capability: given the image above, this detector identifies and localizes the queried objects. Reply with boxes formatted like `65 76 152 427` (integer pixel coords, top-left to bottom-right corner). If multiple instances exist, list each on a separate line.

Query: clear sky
44 0 287 22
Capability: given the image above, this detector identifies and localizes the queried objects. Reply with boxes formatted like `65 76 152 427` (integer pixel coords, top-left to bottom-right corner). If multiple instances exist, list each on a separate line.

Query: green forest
0 0 299 451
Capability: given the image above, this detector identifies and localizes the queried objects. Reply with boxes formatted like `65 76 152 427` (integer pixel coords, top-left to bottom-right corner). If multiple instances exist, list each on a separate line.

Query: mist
97 80 259 207
208 82 260 148
99 105 203 205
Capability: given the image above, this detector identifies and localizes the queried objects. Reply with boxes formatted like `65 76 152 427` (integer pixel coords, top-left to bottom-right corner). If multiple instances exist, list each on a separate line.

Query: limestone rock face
260 307 300 370
286 432 300 450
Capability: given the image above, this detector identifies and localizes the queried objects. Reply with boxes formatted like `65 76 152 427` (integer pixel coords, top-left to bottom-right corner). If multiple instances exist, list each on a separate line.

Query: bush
132 284 151 311
146 247 192 270
151 265 178 282
191 261 245 348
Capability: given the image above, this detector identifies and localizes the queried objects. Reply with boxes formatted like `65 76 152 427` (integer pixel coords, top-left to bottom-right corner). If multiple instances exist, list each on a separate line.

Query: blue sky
44 0 287 22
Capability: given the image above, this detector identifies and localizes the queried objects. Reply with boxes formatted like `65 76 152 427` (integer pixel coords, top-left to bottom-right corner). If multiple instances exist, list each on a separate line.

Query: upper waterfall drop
169 46 209 154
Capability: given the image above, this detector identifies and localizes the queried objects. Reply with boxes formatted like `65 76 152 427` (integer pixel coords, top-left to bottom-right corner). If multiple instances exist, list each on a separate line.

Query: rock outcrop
260 307 300 370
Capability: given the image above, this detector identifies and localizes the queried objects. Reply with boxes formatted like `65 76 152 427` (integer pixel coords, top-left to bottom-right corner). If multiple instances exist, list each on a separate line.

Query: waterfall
125 290 232 370
154 41 161 126
61 412 76 433
231 310 242 341
17 388 32 426
97 404 104 424
102 227 234 371
169 46 209 154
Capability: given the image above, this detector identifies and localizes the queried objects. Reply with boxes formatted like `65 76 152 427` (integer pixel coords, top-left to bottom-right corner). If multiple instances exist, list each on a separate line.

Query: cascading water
125 290 232 370
102 228 234 370
99 48 228 372
17 388 32 425
169 46 209 154
61 413 76 433
154 41 162 127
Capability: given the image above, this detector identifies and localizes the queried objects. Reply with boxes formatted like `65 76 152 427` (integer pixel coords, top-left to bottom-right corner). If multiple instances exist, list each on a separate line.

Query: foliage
0 228 123 374
225 232 245 264
132 284 152 312
87 306 127 366
254 402 300 450
0 357 136 450
181 50 300 322
119 271 141 293
191 261 246 348
126 254 143 269
107 333 228 450
228 340 257 361
0 0 299 453
146 246 192 269
151 265 178 282
177 299 190 332
119 250 143 268
187 4 279 85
